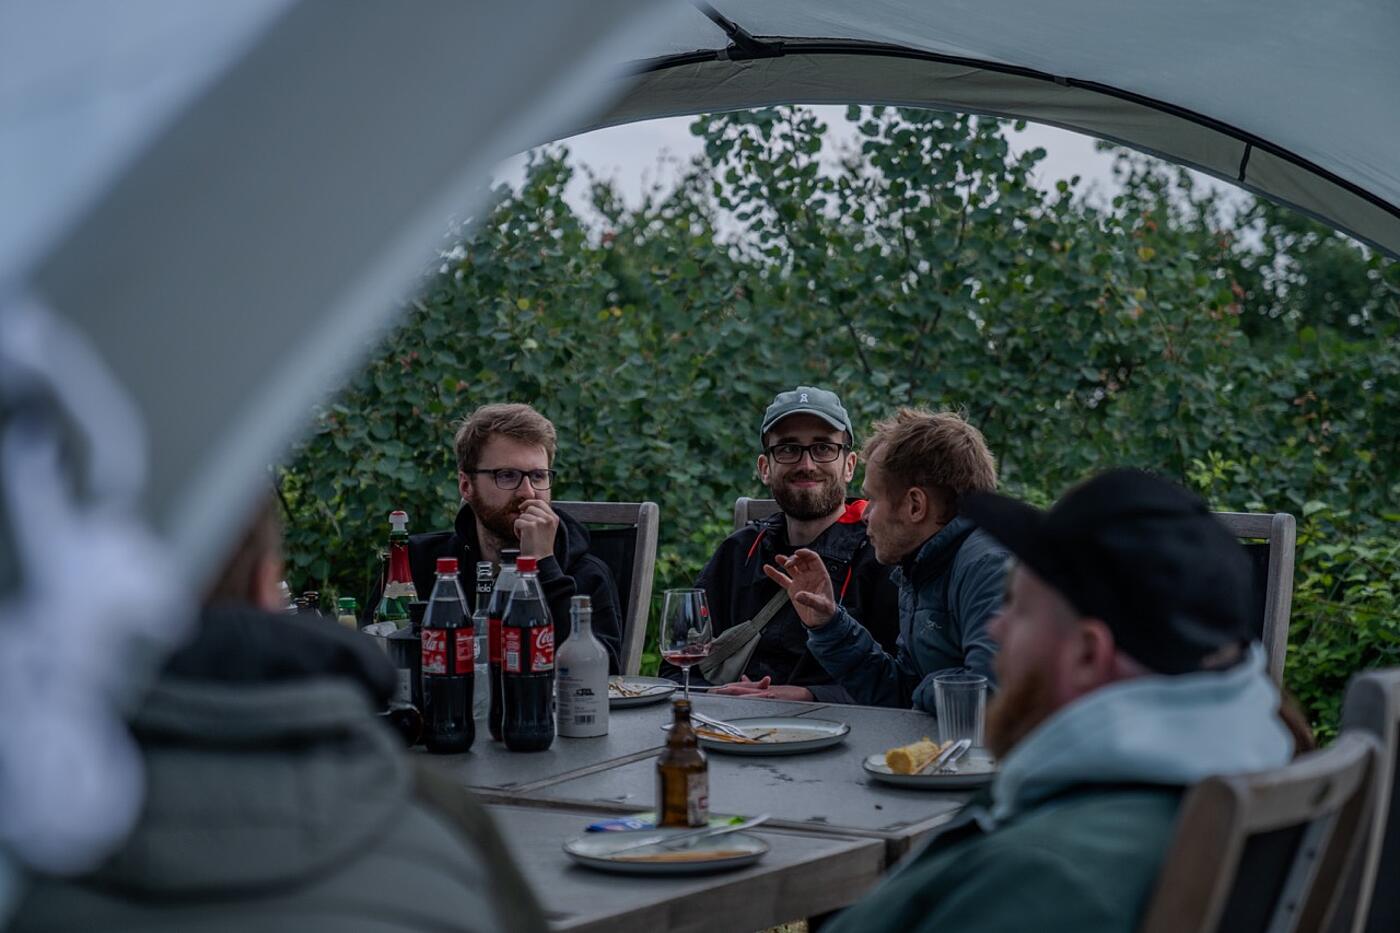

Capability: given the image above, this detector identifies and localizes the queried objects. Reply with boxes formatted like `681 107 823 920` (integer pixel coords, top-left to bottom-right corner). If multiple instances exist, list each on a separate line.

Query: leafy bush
281 106 1398 734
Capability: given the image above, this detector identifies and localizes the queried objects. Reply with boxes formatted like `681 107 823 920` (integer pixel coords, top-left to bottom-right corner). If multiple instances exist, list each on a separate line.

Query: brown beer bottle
657 699 709 827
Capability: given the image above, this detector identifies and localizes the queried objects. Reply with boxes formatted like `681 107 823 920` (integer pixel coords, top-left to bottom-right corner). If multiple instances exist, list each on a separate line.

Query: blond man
408 403 622 671
765 408 1008 712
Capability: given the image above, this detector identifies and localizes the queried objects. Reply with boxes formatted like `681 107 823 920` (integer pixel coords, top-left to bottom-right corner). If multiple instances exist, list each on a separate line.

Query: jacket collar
894 515 976 587
750 500 870 567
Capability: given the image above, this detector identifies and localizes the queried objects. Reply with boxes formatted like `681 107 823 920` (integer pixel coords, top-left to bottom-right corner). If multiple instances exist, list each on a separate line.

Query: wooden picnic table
420 692 975 930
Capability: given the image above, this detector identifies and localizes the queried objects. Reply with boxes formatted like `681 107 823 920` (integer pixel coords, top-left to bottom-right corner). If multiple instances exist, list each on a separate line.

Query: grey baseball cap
760 386 856 447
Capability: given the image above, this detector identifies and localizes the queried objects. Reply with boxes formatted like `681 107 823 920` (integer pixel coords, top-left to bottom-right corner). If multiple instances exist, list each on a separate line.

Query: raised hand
763 549 837 629
514 500 560 560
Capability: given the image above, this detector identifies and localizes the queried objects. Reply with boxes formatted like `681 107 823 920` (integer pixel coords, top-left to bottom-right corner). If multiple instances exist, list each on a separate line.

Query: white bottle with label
556 595 609 737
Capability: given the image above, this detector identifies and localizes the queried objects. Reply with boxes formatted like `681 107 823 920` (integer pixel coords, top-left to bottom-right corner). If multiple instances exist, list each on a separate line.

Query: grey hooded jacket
806 516 1008 712
11 607 546 933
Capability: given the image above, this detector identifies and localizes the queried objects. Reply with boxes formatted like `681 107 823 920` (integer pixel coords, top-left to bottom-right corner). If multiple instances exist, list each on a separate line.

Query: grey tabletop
523 701 973 861
488 803 885 933
418 693 817 792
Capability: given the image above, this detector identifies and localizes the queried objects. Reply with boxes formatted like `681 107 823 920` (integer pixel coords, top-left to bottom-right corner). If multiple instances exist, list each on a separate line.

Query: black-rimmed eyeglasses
765 442 849 465
464 468 557 490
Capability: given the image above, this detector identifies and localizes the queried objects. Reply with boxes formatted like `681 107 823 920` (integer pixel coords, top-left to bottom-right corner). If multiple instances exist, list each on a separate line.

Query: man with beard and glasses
662 386 899 702
822 470 1295 933
766 408 1008 712
403 402 623 672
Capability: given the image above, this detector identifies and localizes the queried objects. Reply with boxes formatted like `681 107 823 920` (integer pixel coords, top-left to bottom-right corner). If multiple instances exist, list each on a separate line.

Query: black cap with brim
963 469 1254 675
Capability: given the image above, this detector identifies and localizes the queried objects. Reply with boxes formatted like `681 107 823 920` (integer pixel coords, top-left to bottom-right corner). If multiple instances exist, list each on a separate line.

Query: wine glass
660 588 713 700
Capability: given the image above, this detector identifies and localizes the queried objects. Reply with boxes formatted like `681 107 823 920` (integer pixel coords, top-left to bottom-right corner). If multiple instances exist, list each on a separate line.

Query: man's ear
841 449 858 484
905 485 927 523
757 454 772 487
458 470 474 502
1067 618 1118 693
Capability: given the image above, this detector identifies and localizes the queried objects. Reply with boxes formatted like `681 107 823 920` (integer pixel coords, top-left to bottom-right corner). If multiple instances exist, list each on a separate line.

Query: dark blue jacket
806 515 1007 712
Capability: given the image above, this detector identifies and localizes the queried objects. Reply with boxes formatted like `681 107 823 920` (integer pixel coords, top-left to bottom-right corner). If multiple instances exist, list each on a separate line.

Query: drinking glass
934 672 987 747
660 589 713 700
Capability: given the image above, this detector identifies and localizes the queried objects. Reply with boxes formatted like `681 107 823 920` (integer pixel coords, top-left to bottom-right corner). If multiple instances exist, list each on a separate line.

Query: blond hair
863 408 997 510
454 403 557 472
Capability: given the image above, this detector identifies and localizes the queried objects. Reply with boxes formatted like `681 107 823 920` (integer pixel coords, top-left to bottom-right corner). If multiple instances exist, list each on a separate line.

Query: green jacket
829 645 1295 933
10 607 547 933
829 786 1180 933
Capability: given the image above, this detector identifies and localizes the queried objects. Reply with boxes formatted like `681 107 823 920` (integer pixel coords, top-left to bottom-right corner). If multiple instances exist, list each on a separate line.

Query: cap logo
800 393 809 402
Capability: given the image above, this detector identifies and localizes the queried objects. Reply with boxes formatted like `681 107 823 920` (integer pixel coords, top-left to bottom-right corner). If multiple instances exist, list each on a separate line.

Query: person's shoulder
959 525 1009 563
992 787 1182 863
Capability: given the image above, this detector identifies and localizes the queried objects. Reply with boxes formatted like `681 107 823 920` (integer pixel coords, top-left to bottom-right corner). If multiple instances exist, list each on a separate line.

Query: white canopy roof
586 0 1400 259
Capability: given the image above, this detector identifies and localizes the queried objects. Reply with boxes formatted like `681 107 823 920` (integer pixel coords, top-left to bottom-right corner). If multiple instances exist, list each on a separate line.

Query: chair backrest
1214 512 1296 686
1328 669 1400 933
554 500 659 675
1139 731 1380 933
733 496 781 532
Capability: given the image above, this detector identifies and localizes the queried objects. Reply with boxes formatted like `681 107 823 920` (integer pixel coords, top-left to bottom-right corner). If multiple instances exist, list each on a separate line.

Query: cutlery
607 814 771 855
915 737 972 775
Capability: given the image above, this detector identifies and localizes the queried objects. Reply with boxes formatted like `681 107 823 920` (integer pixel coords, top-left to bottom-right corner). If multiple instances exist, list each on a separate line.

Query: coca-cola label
503 625 554 673
531 626 554 672
489 616 502 664
454 627 473 675
422 629 447 675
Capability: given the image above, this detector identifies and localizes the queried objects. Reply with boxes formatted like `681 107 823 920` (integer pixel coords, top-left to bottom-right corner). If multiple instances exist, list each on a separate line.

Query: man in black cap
666 386 899 702
824 469 1294 933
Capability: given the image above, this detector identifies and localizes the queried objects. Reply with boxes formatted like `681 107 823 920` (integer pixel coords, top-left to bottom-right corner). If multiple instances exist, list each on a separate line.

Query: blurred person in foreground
764 408 1008 712
10 499 546 933
404 402 623 671
824 469 1294 933
668 386 899 701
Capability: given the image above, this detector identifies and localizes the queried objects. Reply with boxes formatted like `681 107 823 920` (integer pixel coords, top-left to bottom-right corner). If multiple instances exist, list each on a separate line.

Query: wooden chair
1215 511 1296 686
554 500 659 675
1139 731 1380 933
733 497 1296 686
1327 669 1400 933
732 495 782 532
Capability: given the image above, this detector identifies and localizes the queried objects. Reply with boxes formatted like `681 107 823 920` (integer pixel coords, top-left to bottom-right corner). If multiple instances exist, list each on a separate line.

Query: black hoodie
405 502 623 673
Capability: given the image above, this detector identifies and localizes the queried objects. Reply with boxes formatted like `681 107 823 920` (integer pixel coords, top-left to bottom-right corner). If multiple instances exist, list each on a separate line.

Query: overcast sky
494 105 1232 215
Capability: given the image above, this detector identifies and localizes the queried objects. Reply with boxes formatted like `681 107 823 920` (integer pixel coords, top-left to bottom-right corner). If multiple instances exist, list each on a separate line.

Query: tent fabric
581 1 1400 258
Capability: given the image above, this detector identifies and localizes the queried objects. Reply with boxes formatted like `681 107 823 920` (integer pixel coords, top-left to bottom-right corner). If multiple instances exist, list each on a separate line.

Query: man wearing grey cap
662 387 899 702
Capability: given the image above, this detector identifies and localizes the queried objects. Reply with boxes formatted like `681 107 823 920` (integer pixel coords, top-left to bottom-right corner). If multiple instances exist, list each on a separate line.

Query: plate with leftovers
608 676 677 708
664 716 849 755
863 737 998 789
562 829 769 875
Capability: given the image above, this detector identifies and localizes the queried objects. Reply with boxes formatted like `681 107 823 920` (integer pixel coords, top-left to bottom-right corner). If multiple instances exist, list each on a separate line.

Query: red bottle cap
436 557 458 574
515 556 538 573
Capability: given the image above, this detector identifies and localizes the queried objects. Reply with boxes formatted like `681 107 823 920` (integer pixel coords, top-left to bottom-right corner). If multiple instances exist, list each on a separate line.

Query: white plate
608 676 677 708
664 717 850 755
862 749 998 789
563 830 769 875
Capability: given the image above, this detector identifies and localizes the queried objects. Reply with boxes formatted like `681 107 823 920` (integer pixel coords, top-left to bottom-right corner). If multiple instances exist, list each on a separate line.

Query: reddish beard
986 665 1059 760
771 470 845 521
473 497 529 545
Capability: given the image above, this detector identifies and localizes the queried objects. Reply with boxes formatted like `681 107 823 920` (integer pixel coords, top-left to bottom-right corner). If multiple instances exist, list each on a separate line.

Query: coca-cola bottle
501 555 554 752
485 549 521 741
420 557 474 754
375 510 418 627
472 561 494 721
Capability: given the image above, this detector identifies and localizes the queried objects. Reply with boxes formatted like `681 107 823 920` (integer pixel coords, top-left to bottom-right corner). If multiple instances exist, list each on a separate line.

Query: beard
771 469 846 521
473 496 528 545
986 665 1059 760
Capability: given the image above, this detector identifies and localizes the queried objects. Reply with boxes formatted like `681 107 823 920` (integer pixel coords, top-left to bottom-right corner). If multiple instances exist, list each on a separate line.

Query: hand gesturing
763 549 837 629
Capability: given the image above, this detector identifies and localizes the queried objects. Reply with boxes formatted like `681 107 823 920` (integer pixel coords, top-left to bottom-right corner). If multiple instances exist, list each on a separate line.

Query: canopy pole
692 2 784 60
